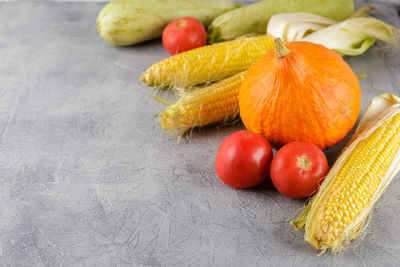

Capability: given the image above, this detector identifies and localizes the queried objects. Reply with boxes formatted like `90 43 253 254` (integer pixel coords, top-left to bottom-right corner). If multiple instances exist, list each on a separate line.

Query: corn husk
303 17 398 55
267 13 337 43
292 93 400 253
267 12 399 56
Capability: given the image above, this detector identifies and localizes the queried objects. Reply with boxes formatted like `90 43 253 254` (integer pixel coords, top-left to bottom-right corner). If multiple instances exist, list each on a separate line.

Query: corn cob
158 72 245 135
292 93 400 253
141 35 274 88
157 72 366 136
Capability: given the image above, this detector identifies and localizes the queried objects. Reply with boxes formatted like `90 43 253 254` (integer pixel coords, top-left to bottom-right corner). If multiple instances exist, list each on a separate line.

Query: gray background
1 0 400 266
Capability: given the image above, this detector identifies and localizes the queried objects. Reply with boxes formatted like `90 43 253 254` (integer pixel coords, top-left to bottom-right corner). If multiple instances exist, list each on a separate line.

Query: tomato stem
175 21 186 28
298 156 312 171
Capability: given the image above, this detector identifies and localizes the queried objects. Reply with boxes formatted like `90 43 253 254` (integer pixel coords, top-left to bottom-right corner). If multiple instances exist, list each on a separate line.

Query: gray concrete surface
0 0 400 266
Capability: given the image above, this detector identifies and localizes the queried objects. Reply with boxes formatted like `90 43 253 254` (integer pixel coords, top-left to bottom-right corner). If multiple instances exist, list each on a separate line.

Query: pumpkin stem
274 38 290 58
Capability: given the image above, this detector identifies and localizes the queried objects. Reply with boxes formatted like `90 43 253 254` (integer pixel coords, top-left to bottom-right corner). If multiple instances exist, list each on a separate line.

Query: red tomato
215 131 273 189
270 142 329 198
162 17 207 55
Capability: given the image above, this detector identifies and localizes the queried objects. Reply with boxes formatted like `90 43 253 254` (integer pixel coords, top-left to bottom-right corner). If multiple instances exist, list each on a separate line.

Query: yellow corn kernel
292 109 400 253
141 35 274 88
158 72 245 135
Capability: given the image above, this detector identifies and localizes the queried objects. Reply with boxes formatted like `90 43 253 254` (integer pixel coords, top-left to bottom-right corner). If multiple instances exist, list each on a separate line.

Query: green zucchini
208 0 354 43
97 0 240 46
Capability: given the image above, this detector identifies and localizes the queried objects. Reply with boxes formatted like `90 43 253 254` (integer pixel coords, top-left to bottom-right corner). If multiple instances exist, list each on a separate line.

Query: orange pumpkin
239 39 361 150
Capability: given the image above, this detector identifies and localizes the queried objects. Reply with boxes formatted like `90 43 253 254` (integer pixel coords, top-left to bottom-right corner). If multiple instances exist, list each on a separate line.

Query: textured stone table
0 0 400 266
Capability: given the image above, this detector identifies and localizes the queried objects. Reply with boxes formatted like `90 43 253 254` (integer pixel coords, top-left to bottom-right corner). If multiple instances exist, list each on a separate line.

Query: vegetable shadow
324 117 360 166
